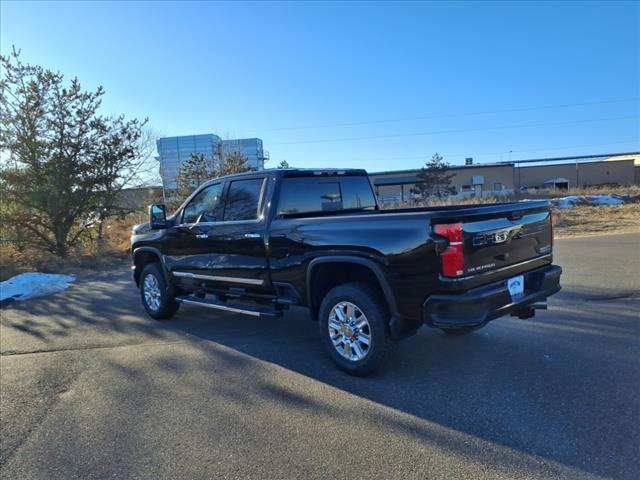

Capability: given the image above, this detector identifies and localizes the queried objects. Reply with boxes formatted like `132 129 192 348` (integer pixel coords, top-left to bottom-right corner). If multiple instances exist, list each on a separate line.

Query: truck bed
269 199 553 322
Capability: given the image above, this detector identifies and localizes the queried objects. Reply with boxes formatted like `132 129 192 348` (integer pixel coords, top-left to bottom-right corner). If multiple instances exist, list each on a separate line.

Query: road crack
583 291 640 302
0 339 197 357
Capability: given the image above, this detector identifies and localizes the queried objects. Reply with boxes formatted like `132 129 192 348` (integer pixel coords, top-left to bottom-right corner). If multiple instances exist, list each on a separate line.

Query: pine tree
0 49 149 256
411 153 456 199
174 152 217 206
218 150 252 176
171 147 254 208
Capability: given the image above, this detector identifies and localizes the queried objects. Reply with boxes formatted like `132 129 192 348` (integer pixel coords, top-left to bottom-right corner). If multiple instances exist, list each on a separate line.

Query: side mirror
149 204 168 229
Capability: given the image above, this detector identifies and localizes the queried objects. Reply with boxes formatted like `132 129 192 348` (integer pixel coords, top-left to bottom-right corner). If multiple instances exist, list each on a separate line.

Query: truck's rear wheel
140 263 180 320
318 282 392 376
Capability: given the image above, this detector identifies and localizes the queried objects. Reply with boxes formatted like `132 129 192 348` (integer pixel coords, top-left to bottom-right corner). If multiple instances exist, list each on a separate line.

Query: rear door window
223 178 265 221
277 176 376 215
340 176 377 210
277 179 342 215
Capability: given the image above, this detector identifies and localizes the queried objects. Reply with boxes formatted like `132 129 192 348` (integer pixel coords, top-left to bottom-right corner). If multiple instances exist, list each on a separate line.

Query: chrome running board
176 296 282 318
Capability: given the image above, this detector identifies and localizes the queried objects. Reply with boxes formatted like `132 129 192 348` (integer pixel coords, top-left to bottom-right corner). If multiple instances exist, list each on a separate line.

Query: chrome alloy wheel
143 273 162 312
328 301 371 362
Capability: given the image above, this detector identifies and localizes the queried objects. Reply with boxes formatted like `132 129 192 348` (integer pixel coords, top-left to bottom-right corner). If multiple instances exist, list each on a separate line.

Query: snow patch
587 195 624 206
552 194 625 209
0 272 75 303
554 196 581 209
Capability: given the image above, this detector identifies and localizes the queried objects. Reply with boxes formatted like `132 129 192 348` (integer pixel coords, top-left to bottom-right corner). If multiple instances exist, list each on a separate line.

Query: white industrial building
156 134 267 189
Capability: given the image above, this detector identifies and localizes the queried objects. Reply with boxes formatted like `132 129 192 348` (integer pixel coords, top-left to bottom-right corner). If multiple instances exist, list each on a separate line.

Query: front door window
182 183 224 224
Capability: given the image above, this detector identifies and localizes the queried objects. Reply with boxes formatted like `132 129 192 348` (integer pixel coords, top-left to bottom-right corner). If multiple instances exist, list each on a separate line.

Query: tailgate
432 201 553 278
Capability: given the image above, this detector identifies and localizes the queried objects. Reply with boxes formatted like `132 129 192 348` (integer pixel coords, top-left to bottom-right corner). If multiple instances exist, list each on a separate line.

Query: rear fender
305 256 410 338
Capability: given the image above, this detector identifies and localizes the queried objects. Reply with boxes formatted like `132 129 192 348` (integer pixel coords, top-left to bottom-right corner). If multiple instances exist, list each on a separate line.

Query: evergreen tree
0 49 148 256
174 152 217 206
171 148 253 208
411 153 456 199
218 150 252 177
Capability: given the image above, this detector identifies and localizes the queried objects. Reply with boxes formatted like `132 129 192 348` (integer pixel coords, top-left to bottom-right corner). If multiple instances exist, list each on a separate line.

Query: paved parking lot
1 233 639 479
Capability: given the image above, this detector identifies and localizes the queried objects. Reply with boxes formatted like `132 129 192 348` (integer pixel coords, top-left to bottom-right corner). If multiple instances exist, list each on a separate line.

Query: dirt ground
0 215 140 281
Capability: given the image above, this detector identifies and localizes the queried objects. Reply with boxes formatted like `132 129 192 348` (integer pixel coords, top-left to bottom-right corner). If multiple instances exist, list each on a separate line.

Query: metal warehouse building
516 158 636 190
370 163 515 203
368 153 639 204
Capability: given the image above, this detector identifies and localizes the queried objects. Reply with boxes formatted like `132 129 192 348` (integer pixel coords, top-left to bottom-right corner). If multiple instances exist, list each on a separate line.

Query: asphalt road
1 233 639 480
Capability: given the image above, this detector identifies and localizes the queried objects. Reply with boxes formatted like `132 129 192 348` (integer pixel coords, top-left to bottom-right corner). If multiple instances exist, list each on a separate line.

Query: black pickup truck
131 168 561 375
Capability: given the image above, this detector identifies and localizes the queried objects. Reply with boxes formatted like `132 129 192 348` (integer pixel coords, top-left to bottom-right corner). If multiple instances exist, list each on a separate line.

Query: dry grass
381 196 500 209
0 244 130 282
381 193 640 239
555 185 640 196
0 214 145 281
552 203 640 238
520 185 640 199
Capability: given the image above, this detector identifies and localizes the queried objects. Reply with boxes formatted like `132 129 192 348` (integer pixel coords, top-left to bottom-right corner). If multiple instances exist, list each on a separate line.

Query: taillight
434 223 465 278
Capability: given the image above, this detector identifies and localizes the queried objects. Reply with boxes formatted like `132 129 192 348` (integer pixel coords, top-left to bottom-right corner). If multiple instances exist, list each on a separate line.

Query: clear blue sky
2 1 639 171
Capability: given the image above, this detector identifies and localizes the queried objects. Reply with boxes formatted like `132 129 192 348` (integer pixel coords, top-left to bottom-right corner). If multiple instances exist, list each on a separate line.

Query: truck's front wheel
318 282 393 376
140 263 180 320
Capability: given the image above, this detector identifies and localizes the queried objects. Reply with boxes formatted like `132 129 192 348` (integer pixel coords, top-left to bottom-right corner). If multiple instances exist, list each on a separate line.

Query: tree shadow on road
2 272 639 478
0 273 179 348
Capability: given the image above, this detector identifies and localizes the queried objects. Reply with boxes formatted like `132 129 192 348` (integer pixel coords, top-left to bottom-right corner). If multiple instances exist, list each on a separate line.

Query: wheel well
133 250 161 286
308 262 387 321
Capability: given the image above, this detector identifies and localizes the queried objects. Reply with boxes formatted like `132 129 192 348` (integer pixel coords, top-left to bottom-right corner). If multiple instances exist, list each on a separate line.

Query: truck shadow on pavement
1 272 639 478
168 295 640 479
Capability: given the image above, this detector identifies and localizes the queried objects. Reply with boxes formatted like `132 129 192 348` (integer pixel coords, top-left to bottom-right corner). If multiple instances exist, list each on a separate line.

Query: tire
140 263 180 320
439 326 478 336
318 282 394 376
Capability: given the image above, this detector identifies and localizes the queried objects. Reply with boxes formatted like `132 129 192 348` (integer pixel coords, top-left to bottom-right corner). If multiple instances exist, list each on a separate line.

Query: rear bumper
423 264 562 328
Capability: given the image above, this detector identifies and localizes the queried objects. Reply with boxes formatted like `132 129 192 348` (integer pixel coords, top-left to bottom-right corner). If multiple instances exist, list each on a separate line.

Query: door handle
244 233 261 239
195 233 209 239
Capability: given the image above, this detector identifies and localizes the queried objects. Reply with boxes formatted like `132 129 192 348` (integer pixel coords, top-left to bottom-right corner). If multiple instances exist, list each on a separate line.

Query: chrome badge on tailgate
473 226 523 247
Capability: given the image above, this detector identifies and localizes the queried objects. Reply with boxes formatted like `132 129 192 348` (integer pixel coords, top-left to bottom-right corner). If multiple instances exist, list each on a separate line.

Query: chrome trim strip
178 217 264 228
439 254 553 283
178 298 261 317
172 271 264 285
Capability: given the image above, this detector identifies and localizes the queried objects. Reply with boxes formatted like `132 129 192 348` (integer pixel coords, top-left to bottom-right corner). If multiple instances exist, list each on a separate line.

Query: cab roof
207 167 368 182
277 168 368 177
